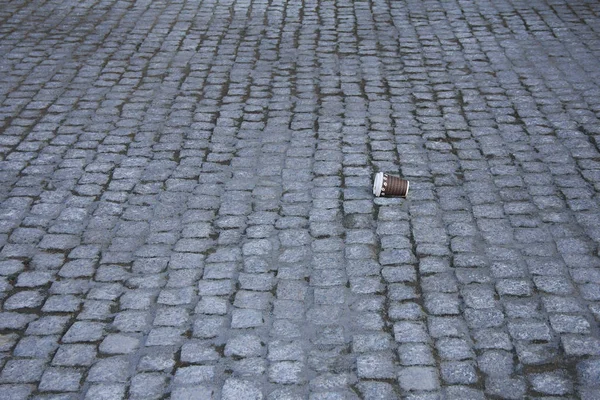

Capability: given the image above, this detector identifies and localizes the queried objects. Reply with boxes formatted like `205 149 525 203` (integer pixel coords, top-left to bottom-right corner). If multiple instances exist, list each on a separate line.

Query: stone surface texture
0 0 599 398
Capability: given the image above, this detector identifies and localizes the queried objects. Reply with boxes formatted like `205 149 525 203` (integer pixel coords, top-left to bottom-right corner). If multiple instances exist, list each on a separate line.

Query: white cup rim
373 172 384 197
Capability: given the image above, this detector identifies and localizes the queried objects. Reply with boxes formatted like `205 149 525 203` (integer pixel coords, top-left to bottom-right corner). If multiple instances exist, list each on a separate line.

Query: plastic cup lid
373 172 384 196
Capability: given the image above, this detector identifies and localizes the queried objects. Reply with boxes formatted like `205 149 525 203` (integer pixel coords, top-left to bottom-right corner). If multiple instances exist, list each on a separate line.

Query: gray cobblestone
4 290 44 310
171 386 214 400
233 357 267 377
226 334 264 358
485 377 526 399
222 378 263 400
398 367 440 391
269 361 305 384
62 322 105 343
515 341 559 365
561 335 600 356
444 386 485 400
1 0 599 397
14 335 59 358
129 373 166 399
0 359 45 383
86 357 130 383
84 384 126 400
99 334 139 355
0 385 34 400
174 365 214 385
52 344 97 367
529 371 573 395
440 361 479 385
38 368 82 392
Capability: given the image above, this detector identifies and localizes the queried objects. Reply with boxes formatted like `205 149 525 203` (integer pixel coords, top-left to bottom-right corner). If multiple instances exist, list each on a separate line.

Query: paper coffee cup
373 172 409 197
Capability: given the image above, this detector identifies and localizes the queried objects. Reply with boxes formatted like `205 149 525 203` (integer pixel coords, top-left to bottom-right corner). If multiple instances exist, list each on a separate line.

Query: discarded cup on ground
373 172 409 198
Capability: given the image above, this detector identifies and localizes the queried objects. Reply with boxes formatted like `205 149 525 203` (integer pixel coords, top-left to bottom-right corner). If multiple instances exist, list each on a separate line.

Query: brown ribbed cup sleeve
383 174 409 197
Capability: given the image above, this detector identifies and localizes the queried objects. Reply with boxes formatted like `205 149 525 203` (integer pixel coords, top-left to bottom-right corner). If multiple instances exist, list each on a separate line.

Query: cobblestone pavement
0 0 600 398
